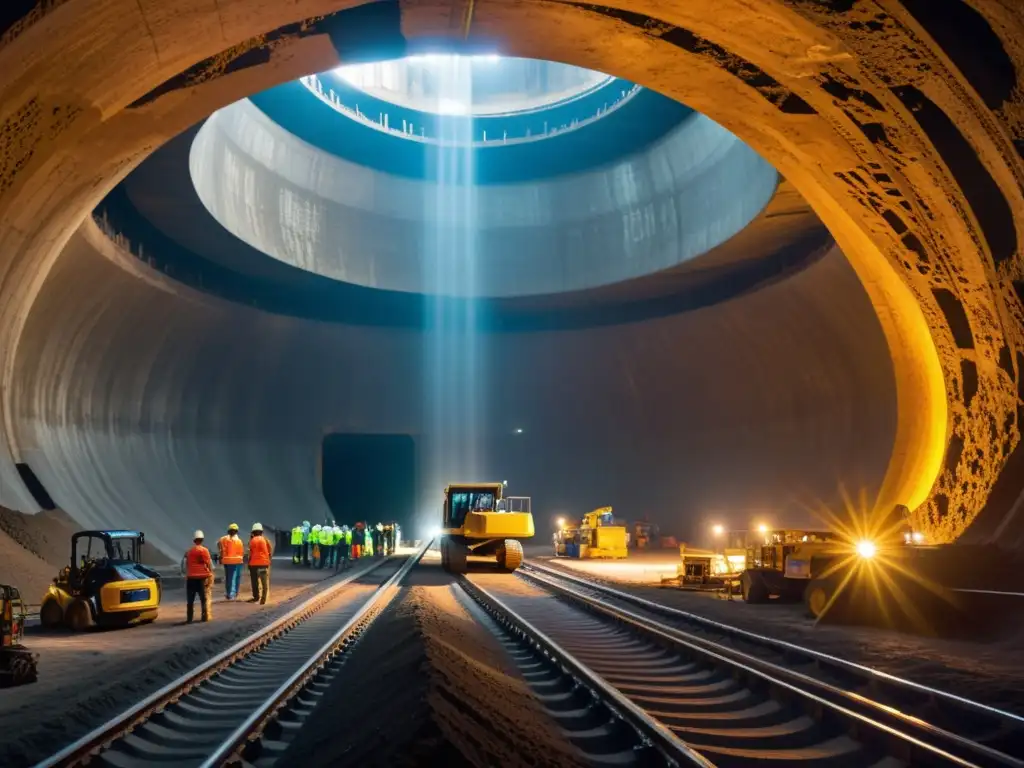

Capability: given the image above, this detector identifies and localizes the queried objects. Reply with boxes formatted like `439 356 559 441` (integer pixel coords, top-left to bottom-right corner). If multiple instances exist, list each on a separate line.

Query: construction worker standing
217 524 244 600
332 524 343 568
310 524 321 568
248 523 272 604
318 523 332 570
185 531 213 622
301 520 311 566
291 525 303 564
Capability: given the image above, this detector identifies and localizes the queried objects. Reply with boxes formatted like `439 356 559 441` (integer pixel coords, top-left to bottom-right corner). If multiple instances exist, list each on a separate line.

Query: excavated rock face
0 1 1022 542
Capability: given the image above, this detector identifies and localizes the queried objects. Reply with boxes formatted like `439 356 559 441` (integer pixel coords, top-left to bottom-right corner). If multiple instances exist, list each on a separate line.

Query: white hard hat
313 524 321 530
251 522 263 532
193 530 205 540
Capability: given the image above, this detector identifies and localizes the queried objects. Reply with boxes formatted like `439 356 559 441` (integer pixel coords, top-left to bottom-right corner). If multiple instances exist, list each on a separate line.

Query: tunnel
0 0 1022 564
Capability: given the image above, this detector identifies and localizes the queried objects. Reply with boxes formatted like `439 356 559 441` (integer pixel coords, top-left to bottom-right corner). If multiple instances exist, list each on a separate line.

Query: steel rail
525 560 1024 733
457 575 714 768
200 540 431 767
519 565 1021 768
33 554 402 768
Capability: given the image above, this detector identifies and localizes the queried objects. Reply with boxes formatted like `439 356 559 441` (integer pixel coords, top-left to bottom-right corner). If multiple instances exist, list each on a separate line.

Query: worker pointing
218 524 244 601
185 530 213 623
248 523 272 605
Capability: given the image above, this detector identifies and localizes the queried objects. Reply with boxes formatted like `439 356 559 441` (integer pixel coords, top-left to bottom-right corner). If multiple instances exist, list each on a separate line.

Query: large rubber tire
446 540 468 574
804 578 832 619
741 572 769 604
498 540 524 572
8 654 38 687
65 598 95 631
40 599 63 630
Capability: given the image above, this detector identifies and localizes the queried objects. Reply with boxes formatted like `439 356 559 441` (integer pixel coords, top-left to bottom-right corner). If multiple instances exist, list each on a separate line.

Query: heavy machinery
674 543 746 587
739 528 842 603
631 520 659 550
553 520 580 557
0 584 37 687
440 483 534 573
40 530 162 631
577 507 628 559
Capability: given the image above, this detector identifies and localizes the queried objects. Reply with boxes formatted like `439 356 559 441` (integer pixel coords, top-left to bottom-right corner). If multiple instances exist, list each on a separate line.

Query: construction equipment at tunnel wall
0 1 1023 551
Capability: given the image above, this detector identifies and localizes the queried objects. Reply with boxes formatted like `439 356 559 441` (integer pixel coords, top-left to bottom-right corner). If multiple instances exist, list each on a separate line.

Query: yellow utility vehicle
440 483 534 573
40 530 161 631
578 507 628 559
739 528 842 603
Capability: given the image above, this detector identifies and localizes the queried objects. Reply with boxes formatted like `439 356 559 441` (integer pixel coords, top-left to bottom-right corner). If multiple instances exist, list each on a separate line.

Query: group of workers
288 520 400 570
183 522 272 623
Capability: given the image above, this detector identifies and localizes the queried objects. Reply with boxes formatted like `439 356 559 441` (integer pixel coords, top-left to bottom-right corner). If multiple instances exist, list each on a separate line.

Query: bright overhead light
515 428 523 434
855 539 877 559
556 516 566 527
711 524 724 537
757 524 768 534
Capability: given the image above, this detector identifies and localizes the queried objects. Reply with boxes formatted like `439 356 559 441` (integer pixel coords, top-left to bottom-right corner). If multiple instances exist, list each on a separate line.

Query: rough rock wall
0 0 1021 541
10 221 894 555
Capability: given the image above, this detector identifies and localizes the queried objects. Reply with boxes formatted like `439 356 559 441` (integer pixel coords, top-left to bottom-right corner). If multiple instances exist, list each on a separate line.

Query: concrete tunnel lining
0 0 1022 543
189 96 778 297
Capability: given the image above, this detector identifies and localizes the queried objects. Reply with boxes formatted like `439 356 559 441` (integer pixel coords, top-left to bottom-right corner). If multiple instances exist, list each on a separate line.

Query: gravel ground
533 553 1024 714
281 555 587 768
0 560 375 767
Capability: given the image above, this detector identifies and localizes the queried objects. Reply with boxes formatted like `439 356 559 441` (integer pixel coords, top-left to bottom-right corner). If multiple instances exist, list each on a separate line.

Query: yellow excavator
578 507 628 559
439 482 534 573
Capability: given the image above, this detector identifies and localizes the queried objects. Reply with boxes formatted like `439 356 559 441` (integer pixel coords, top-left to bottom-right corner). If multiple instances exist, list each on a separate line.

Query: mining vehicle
440 483 534 573
0 584 37 687
577 507 628 559
739 528 843 603
553 520 580 557
631 520 659 550
40 530 161 631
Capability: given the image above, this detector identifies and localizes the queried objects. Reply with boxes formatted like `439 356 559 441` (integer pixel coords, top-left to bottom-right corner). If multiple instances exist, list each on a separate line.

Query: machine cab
444 484 503 530
65 531 146 593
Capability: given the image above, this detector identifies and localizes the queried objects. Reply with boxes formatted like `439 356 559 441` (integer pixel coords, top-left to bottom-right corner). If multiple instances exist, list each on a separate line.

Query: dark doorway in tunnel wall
321 434 416 532
15 463 57 511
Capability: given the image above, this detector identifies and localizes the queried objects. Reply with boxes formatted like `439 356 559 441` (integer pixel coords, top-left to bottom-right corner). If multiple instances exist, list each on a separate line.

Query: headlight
855 540 877 559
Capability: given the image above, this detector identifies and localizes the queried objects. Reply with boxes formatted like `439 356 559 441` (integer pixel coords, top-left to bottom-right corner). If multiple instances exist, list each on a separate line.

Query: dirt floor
0 505 173 607
0 559 383 767
531 551 1024 715
282 555 587 768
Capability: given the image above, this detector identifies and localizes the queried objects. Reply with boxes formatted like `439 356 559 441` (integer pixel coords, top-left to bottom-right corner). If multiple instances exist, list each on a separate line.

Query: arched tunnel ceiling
0 1 1023 549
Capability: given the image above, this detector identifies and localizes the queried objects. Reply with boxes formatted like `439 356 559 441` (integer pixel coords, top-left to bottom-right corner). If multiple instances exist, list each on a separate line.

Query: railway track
35 544 430 768
458 564 1024 768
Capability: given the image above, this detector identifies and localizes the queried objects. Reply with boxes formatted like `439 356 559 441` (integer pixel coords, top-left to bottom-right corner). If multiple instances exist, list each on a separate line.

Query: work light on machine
855 539 877 559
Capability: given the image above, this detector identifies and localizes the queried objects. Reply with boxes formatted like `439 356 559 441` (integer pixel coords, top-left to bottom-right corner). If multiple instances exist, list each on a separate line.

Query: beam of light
422 54 484 517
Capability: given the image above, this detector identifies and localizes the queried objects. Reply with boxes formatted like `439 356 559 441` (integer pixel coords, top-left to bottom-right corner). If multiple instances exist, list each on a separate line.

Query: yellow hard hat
228 523 239 532
251 522 263 532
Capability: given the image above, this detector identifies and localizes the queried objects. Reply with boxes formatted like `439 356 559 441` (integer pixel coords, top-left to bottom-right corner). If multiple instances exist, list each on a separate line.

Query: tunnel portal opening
321 434 416 533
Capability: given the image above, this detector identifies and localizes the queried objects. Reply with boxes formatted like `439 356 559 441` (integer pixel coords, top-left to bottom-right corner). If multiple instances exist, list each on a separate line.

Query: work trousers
319 544 331 568
186 576 213 622
302 542 310 566
223 563 242 599
249 565 270 604
351 543 362 559
335 544 349 571
292 544 301 564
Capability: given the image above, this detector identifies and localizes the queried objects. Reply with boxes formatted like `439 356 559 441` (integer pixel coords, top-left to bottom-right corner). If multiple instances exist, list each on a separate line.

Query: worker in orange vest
218 523 244 601
247 523 273 605
185 530 213 622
